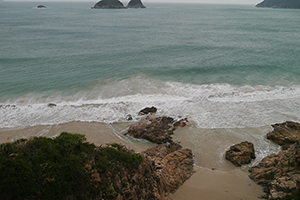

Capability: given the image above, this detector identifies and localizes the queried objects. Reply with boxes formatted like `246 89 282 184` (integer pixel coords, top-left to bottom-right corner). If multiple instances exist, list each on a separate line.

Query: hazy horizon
2 0 262 5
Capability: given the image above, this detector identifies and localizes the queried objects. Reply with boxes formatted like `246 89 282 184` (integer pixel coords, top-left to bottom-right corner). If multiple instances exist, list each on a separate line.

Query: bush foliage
0 132 143 200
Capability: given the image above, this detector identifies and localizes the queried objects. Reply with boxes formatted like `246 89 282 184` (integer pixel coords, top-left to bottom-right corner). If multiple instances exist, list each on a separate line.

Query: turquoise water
1 2 300 128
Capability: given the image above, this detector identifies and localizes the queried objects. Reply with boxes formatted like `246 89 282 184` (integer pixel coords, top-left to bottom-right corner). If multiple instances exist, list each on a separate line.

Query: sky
143 0 261 4
2 0 263 4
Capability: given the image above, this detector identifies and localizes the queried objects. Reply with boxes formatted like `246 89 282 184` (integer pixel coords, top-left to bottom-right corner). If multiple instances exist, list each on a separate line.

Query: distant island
256 0 300 9
127 0 146 8
92 0 146 9
37 5 46 8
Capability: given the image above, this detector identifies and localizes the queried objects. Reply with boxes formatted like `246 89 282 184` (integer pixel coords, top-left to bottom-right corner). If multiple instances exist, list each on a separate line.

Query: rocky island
127 0 146 8
37 5 46 8
256 0 300 9
92 0 146 9
92 0 126 9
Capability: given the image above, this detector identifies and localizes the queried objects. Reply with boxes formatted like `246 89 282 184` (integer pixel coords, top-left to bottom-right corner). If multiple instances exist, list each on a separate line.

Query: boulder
92 0 126 9
127 0 146 8
138 106 157 115
225 141 256 167
124 116 188 144
142 142 194 192
267 121 300 146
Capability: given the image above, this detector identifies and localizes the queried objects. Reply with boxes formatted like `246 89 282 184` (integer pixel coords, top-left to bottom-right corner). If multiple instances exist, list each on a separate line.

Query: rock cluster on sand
120 107 193 199
124 112 188 144
225 141 256 167
249 121 300 199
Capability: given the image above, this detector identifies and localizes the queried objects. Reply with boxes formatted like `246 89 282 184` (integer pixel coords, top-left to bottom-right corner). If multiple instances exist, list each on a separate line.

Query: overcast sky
143 0 261 4
3 0 263 4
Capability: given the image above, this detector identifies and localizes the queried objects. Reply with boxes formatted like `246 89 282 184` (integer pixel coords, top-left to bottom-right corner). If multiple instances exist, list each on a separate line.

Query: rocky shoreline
0 107 194 200
225 121 300 199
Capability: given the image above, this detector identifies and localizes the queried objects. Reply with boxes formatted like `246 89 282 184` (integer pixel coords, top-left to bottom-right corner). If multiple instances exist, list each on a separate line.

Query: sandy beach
0 121 266 200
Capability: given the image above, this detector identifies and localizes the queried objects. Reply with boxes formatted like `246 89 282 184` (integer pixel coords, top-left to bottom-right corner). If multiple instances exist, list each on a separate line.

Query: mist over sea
1 1 300 174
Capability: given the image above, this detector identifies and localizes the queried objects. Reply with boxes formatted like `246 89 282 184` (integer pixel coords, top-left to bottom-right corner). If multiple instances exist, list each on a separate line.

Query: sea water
1 2 300 169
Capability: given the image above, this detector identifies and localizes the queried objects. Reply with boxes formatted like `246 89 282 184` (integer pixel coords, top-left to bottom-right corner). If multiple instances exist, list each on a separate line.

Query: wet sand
0 121 266 200
172 166 264 200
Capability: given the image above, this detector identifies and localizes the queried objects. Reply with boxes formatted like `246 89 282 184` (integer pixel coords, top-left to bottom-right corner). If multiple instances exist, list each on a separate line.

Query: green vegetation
0 132 143 200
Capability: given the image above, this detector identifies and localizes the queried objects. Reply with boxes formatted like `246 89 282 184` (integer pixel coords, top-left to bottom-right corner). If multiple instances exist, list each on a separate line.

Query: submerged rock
127 0 146 8
47 103 57 107
92 0 126 9
225 141 256 167
124 116 188 144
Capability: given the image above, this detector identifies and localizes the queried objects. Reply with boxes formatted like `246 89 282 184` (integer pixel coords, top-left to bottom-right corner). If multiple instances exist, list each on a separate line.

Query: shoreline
0 121 266 200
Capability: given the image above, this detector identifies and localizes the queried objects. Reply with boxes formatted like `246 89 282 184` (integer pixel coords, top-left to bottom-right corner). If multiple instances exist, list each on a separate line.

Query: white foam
2 77 300 129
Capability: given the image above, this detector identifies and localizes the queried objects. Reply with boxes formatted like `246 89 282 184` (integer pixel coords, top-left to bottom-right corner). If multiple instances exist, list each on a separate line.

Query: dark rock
0 105 16 109
225 141 256 167
127 0 146 8
125 114 133 120
124 116 188 144
92 0 126 9
249 143 300 199
142 142 194 192
138 106 157 115
256 0 300 9
37 5 46 8
47 103 57 107
267 121 300 146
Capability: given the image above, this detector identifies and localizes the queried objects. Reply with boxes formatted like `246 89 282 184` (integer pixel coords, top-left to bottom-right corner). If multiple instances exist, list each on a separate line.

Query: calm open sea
1 1 300 170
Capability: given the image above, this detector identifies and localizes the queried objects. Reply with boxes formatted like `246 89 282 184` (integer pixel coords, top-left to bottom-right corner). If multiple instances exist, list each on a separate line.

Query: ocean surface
1 1 300 170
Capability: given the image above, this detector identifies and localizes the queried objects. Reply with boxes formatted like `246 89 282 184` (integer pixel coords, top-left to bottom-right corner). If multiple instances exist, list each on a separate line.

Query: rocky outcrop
124 116 188 144
127 0 146 8
249 143 300 199
225 141 256 167
142 142 194 193
249 121 300 199
256 0 300 9
139 106 157 115
92 0 126 9
99 143 172 200
267 121 300 147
